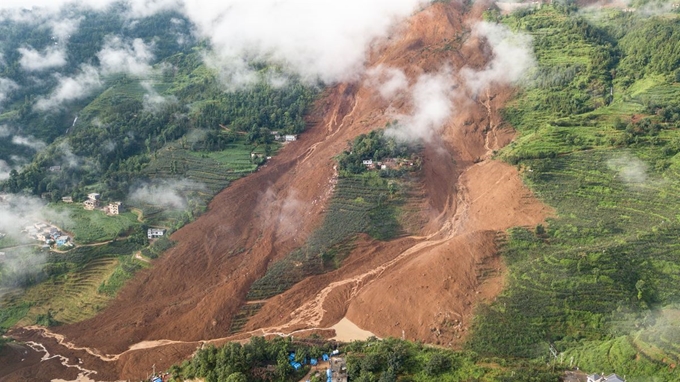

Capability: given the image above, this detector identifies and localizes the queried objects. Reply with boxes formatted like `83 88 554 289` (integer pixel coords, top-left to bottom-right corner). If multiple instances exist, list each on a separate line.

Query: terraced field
246 173 413 301
9 257 119 326
138 141 259 227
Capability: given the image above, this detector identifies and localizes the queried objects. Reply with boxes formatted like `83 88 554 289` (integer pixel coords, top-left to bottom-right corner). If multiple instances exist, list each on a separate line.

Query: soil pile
5 1 552 380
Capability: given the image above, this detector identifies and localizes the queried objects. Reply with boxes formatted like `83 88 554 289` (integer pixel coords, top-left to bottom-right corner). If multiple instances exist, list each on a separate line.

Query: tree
225 372 247 382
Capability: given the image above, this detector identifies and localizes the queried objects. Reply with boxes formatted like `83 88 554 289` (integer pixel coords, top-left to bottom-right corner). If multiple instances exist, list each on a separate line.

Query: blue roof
322 354 329 361
326 368 332 377
310 358 318 366
152 377 162 382
289 353 296 361
291 362 302 370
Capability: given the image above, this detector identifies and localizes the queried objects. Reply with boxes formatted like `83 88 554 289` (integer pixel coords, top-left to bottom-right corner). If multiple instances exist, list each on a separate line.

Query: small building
0 252 5 262
56 236 70 246
148 228 166 239
588 374 626 382
62 196 73 203
84 193 101 210
49 166 61 172
105 202 123 215
284 134 298 142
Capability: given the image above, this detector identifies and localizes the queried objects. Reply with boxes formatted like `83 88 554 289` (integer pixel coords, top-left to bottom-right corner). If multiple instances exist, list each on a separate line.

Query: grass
48 203 141 244
0 239 143 327
139 139 259 228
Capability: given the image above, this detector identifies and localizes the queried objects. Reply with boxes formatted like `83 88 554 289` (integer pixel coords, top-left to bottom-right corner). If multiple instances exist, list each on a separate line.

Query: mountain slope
7 2 553 380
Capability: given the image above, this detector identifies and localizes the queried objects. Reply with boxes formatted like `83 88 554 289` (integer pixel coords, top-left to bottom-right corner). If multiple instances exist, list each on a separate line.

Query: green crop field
49 203 141 244
468 5 680 379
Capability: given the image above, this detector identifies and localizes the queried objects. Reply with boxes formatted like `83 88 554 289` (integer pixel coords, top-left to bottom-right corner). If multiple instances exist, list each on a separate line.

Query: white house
284 134 297 142
588 374 625 382
148 228 166 239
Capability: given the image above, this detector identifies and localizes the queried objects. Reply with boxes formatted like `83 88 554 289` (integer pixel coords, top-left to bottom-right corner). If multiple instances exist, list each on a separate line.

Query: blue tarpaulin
310 358 318 366
322 354 329 361
291 362 302 370
289 353 296 361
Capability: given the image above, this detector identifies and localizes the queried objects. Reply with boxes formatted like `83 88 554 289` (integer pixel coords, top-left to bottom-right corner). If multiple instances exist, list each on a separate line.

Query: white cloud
141 80 176 112
0 77 19 105
366 65 409 100
18 46 68 72
0 0 429 86
34 65 102 111
0 124 12 137
129 179 205 210
461 21 535 95
98 36 155 77
607 153 650 185
386 69 456 142
11 135 47 151
184 0 428 85
49 17 80 41
0 160 13 180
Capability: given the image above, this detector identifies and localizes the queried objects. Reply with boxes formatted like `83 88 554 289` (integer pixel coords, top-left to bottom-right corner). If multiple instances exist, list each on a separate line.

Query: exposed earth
4 2 553 380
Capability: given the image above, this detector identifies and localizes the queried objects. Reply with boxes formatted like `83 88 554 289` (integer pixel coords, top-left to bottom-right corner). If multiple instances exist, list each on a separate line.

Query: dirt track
4 2 553 380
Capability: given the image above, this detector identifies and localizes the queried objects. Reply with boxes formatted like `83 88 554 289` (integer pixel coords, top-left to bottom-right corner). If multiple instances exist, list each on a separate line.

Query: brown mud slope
5 2 552 380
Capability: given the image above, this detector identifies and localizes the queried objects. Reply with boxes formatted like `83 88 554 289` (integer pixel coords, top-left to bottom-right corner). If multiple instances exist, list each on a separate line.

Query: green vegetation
50 203 141 244
469 5 680 379
0 238 144 328
169 336 559 382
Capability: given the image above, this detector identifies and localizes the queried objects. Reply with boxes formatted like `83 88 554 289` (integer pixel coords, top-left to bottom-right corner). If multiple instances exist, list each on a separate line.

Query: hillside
2 0 680 381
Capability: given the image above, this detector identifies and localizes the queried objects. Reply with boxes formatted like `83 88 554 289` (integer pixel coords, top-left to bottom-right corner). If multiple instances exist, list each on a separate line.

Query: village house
56 235 70 246
147 228 166 239
48 165 62 172
104 201 123 215
62 196 73 203
587 374 625 382
284 134 298 142
83 193 101 210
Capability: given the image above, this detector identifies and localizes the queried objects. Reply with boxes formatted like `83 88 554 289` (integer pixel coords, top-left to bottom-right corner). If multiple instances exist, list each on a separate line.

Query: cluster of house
587 373 625 382
270 131 298 142
362 158 414 171
75 193 123 215
24 222 71 247
298 350 346 382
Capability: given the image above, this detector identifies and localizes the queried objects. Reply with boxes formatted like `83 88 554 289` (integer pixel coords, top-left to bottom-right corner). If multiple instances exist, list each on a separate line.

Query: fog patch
366 65 409 100
98 36 154 77
0 77 19 105
607 153 650 185
18 46 67 72
129 179 205 210
141 80 176 112
11 135 47 151
461 21 535 95
34 65 102 111
386 69 456 142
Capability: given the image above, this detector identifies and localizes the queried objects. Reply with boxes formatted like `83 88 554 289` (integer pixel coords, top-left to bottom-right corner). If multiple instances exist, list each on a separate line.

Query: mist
128 179 205 210
34 65 102 111
607 153 651 185
0 195 72 299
